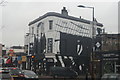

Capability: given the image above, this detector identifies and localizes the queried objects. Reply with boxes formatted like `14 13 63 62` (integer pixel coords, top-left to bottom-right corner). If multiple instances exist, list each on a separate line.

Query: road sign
96 42 101 48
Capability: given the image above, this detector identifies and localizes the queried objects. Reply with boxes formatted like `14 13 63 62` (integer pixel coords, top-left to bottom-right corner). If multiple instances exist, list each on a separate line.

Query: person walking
6 57 12 64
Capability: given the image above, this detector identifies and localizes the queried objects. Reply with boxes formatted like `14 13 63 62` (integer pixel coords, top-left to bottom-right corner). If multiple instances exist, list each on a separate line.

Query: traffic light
31 55 35 61
31 56 35 58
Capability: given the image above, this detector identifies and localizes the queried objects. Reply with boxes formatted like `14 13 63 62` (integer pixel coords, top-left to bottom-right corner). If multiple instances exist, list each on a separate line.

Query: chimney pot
61 7 68 16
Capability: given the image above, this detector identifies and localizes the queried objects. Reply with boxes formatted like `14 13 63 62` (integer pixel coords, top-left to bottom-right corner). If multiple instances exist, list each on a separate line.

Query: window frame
49 20 53 30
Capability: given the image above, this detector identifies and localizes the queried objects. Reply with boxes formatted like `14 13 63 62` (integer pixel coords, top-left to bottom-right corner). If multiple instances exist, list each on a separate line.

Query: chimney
79 16 81 19
103 28 105 34
61 7 68 16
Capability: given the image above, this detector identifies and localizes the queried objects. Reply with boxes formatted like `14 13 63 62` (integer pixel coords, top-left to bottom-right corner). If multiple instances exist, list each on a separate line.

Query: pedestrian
2 59 4 64
13 58 18 67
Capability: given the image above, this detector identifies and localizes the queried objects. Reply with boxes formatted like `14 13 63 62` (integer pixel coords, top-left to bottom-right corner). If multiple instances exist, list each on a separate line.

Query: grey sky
0 0 119 47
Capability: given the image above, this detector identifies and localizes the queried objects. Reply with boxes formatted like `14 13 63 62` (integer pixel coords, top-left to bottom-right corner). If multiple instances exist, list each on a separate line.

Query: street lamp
78 5 95 80
78 5 94 21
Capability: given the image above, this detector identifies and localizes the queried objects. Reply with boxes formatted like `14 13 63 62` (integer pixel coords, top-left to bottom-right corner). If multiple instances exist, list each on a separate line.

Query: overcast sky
0 0 119 47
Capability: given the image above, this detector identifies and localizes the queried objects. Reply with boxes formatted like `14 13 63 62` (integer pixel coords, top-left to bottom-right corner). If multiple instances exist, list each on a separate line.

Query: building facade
95 34 120 76
101 34 120 51
101 34 120 74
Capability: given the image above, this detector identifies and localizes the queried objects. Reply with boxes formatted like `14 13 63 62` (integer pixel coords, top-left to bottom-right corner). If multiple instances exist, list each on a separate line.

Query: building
101 34 120 51
10 46 25 54
0 44 6 57
101 34 120 74
2 45 6 57
0 44 2 57
25 7 103 75
95 34 120 76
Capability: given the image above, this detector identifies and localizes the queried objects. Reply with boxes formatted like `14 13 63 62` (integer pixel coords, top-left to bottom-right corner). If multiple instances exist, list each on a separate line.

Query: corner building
25 7 103 75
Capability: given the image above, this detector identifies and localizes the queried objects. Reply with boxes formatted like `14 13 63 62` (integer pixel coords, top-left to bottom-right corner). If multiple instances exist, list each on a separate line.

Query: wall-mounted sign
22 56 27 62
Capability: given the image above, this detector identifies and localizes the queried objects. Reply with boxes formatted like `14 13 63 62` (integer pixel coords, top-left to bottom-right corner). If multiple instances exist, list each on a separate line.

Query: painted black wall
60 32 92 58
59 32 92 74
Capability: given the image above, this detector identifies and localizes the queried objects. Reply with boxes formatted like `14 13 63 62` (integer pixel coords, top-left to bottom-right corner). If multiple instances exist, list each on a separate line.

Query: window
32 27 34 35
49 20 53 30
37 28 39 36
47 38 53 53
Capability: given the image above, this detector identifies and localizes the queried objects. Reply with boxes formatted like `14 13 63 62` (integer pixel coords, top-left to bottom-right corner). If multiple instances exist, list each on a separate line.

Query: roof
10 46 24 49
101 34 120 38
28 12 103 27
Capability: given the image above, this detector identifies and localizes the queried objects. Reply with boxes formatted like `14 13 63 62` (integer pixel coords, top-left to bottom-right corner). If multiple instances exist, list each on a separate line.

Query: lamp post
78 5 95 80
78 5 94 22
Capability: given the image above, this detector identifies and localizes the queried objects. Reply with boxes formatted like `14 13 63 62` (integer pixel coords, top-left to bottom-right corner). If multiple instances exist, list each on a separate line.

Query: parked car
50 67 78 78
9 68 24 79
101 73 120 80
22 70 38 80
0 70 13 80
0 67 9 72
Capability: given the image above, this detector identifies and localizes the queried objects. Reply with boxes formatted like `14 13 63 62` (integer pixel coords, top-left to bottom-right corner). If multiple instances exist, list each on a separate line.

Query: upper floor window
49 20 53 30
32 27 34 35
37 22 44 33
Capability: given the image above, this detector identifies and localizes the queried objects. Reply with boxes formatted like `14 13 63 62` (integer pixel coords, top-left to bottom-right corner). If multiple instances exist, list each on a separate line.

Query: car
101 73 120 80
0 67 10 73
7 67 19 70
0 70 14 80
9 68 24 79
22 70 39 80
50 67 78 78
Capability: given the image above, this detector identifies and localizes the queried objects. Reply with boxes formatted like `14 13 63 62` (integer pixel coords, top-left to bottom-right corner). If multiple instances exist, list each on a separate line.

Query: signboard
22 56 27 62
17 56 22 61
94 36 102 51
102 58 119 61
102 53 119 61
